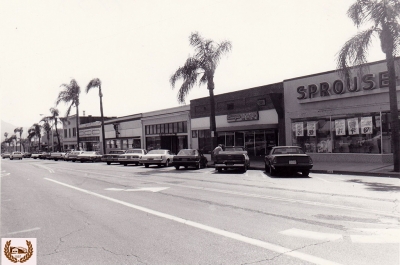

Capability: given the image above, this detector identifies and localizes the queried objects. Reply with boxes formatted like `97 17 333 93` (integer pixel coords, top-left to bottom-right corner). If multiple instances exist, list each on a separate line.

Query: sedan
10 151 23 160
173 149 208 170
1 152 11 159
139 149 174 168
66 151 85 162
77 151 103 163
102 150 126 165
118 149 147 166
265 146 313 176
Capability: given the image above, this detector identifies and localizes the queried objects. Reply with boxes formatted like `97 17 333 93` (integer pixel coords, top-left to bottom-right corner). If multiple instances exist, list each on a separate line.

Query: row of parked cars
2 146 314 176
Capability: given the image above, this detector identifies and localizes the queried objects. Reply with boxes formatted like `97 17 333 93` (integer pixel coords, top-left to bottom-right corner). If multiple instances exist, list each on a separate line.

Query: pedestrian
212 144 223 163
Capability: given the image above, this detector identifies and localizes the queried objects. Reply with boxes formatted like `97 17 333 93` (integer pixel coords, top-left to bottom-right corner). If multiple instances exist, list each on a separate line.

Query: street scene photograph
1 0 400 264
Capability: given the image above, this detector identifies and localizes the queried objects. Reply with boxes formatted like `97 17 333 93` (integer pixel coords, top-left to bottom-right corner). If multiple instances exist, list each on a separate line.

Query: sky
1 0 386 137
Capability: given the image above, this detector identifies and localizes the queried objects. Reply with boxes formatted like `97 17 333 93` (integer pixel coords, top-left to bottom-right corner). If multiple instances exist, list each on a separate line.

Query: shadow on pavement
346 179 400 192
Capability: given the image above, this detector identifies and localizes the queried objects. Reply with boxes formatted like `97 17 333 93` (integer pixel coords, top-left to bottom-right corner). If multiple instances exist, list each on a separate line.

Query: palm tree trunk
99 87 106 155
76 105 80 150
386 53 400 172
207 76 218 151
55 120 61 151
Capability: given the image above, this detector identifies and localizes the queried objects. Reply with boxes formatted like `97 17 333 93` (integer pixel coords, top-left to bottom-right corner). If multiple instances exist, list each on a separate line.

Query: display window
292 112 387 154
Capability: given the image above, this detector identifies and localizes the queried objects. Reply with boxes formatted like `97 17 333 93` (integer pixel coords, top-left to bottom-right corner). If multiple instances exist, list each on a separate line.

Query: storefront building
103 113 143 154
142 106 191 154
79 121 102 152
284 59 400 163
190 83 285 157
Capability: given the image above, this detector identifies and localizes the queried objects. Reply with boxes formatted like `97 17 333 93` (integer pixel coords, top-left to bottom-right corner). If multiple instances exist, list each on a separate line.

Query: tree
170 32 232 150
337 0 400 171
4 132 8 151
56 79 81 150
14 127 23 152
43 108 62 151
8 135 17 151
86 78 106 154
27 128 36 151
41 120 51 151
30 123 42 151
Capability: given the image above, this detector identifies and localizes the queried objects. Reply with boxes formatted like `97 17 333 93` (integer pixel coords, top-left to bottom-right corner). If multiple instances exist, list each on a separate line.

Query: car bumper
173 161 199 166
139 159 164 164
118 158 140 163
215 163 247 168
271 164 313 171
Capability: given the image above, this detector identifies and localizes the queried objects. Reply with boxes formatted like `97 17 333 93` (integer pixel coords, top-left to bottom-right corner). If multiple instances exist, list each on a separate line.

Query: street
1 159 399 265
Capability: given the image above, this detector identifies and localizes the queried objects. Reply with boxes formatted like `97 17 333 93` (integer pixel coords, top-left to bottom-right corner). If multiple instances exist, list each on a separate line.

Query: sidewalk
246 157 400 178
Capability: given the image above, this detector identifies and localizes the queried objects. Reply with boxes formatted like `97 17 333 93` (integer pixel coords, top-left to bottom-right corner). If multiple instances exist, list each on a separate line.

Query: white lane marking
280 228 343 241
1 173 11 177
52 167 400 218
45 177 343 265
105 187 169 192
313 177 332 183
4 227 41 235
350 228 400 243
30 163 54 173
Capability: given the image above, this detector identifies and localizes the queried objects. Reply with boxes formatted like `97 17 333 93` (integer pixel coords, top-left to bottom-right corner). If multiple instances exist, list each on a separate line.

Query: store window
146 136 161 151
292 112 385 154
198 130 212 154
122 139 128 149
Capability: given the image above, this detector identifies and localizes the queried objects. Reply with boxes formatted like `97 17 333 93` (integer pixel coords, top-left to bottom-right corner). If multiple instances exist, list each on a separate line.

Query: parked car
39 152 51 160
65 151 85 162
50 152 66 161
77 151 103 163
118 149 147 166
63 151 71 161
214 146 250 172
1 152 11 159
10 151 23 160
173 149 208 170
139 149 174 168
23 152 32 158
102 150 126 165
264 146 313 176
31 152 41 159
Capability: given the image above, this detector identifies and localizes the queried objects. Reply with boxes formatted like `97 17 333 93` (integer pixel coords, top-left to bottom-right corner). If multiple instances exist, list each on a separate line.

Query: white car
10 151 23 160
139 149 174 168
118 149 147 166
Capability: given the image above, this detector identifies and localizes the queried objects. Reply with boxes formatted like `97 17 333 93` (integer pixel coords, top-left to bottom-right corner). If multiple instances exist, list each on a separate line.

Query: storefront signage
307 121 317 136
297 71 392 100
227 112 259 122
335 119 346 135
347 118 359 135
361 116 373 134
295 122 304 136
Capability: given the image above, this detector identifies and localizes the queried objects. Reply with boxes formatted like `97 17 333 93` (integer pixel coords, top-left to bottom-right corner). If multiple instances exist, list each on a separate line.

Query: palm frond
336 27 376 79
86 78 101 93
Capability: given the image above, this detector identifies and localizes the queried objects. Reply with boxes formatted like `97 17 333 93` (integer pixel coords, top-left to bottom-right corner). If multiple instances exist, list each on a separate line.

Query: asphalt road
1 158 399 265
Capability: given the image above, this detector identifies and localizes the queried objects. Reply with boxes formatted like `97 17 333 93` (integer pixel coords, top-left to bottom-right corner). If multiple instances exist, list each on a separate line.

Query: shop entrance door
86 142 93 151
161 136 178 154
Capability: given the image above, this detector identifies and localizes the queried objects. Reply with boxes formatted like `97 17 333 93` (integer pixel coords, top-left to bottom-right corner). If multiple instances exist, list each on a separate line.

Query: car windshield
177 150 196 156
148 150 166 154
109 151 125 154
126 150 142 154
225 147 244 151
273 148 304 154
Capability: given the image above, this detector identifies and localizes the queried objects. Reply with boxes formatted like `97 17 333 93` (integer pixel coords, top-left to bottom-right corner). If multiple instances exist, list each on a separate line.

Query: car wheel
175 166 180 170
80 160 84 163
72 160 75 162
197 162 201 169
145 164 149 168
124 163 127 166
10 158 13 160
242 165 247 172
269 163 276 176
107 162 111 165
265 163 269 172
165 160 170 167
302 170 310 177
217 167 222 173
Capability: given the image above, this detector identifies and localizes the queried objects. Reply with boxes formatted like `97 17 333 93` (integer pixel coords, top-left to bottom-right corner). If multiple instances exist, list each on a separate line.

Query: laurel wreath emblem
4 240 33 263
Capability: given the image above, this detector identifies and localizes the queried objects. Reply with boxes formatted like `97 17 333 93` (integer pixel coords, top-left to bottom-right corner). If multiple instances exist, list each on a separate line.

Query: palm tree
41 120 51 151
170 32 232 149
56 79 81 150
43 108 62 151
337 0 400 171
31 123 42 151
9 135 17 151
27 128 36 151
86 78 106 154
14 127 23 152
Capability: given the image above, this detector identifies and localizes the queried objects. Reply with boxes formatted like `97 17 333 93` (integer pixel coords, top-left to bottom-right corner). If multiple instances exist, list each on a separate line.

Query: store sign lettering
227 112 259 122
297 71 393 100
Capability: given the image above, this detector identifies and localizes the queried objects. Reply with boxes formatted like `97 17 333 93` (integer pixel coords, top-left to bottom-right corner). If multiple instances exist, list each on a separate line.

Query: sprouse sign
297 71 395 100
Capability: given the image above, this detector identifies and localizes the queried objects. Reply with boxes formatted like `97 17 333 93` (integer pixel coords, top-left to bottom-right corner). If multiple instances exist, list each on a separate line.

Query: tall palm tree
14 127 23 152
31 123 42 151
27 128 36 151
170 32 232 149
337 0 400 171
9 135 17 151
86 78 106 154
56 79 81 150
43 108 62 151
4 132 8 141
41 120 51 151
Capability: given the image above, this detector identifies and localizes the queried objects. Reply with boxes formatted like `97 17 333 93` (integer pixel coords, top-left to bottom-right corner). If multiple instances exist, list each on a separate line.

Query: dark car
23 152 32 158
102 150 126 165
173 149 208 170
264 146 313 176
